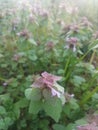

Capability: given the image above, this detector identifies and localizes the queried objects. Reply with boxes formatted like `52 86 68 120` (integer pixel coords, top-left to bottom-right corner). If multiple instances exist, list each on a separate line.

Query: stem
90 50 96 64
64 56 71 77
0 77 6 81
79 49 91 61
80 85 98 106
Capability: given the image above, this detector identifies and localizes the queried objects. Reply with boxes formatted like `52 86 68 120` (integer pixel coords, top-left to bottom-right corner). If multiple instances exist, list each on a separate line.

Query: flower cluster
65 37 78 52
80 17 92 27
77 122 98 130
93 31 98 39
31 72 65 104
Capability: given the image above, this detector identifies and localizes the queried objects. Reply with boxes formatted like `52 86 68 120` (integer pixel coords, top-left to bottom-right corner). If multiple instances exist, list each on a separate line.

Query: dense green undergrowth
0 0 98 130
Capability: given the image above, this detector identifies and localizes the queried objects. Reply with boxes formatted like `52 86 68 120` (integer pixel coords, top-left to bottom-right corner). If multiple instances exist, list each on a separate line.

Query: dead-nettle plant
25 71 73 122
1 0 98 130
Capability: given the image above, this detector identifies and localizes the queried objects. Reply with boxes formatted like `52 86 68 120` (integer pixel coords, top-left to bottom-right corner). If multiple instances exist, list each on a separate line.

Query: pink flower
93 31 98 39
41 72 61 87
77 122 98 130
80 17 92 27
31 72 62 98
65 37 78 52
45 41 54 51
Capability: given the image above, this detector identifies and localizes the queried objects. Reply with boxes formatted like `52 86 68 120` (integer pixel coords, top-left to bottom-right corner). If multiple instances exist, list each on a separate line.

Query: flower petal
51 88 61 98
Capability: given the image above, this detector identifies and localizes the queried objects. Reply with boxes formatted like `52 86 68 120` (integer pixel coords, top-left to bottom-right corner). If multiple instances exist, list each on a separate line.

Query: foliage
0 0 98 130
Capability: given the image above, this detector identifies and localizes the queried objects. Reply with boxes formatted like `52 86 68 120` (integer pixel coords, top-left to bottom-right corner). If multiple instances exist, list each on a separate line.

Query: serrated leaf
0 119 5 130
31 88 42 101
72 76 85 86
0 54 3 58
53 124 66 130
91 44 98 50
25 88 41 101
60 95 66 105
92 93 98 100
13 105 20 119
65 123 76 130
28 54 37 61
75 118 88 126
4 117 13 127
0 94 10 102
43 97 62 122
28 38 37 45
25 88 32 100
63 104 71 117
29 100 43 114
42 89 52 100
0 106 6 115
69 99 79 110
14 98 29 108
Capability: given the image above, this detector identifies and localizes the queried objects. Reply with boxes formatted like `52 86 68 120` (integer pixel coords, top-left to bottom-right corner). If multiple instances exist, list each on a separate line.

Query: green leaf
25 88 32 100
63 103 71 117
0 106 6 115
92 93 98 100
27 50 37 61
42 89 52 100
53 124 66 130
75 118 88 126
30 88 42 101
0 53 3 58
4 117 13 128
43 97 62 122
28 38 37 45
0 119 5 130
69 98 79 110
13 105 20 119
72 75 86 86
65 123 76 130
29 100 43 114
28 54 37 61
0 94 10 102
14 98 29 108
60 95 66 105
25 88 42 101
39 119 49 130
89 43 98 50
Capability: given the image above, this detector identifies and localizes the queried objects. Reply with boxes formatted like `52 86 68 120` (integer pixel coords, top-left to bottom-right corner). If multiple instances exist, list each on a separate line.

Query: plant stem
80 85 98 106
90 50 96 64
0 77 6 81
64 56 71 77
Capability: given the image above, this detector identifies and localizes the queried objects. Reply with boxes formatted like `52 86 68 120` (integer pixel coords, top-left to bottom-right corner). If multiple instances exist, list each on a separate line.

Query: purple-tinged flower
59 2 66 10
66 6 78 15
87 114 98 125
93 31 98 39
65 37 78 52
39 10 48 19
80 17 92 27
41 72 61 87
57 20 65 27
12 18 20 31
31 72 63 98
77 122 98 130
29 14 35 23
16 29 30 39
12 54 21 61
45 41 54 51
70 24 79 33
2 78 13 87
0 12 5 19
65 92 74 102
2 82 8 87
62 24 71 33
